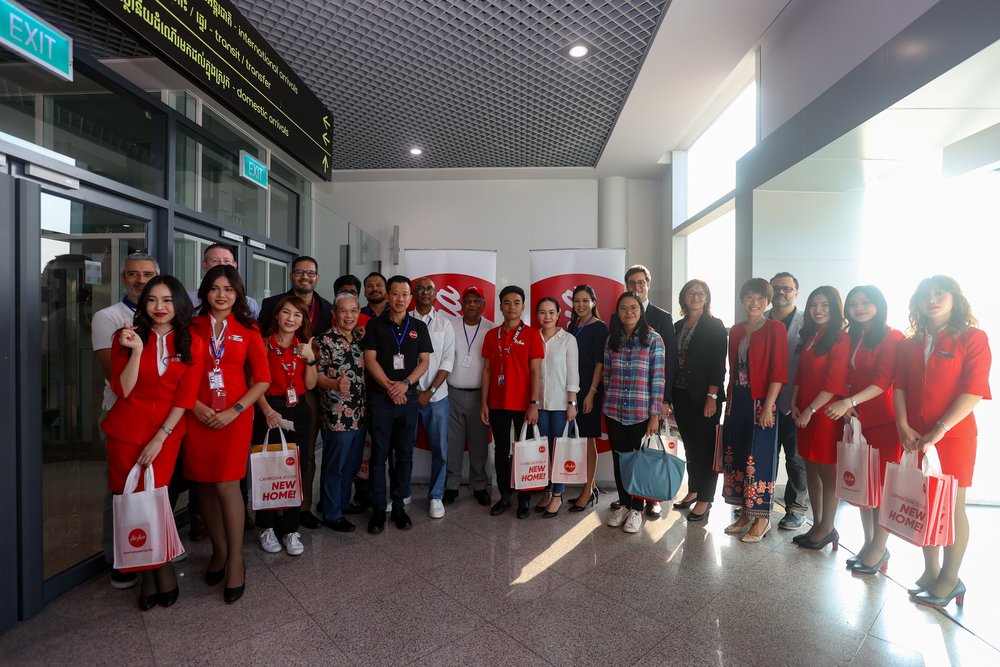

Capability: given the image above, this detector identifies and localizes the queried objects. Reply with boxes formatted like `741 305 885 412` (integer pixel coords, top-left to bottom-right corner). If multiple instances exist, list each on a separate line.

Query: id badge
208 368 225 390
462 354 473 368
210 388 228 411
738 367 749 386
393 353 405 370
286 387 299 407
497 374 505 387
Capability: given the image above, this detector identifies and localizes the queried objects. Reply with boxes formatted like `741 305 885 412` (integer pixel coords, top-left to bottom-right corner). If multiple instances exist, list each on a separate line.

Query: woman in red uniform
895 276 991 608
102 275 203 610
826 285 903 573
185 265 270 604
252 296 317 556
792 286 849 550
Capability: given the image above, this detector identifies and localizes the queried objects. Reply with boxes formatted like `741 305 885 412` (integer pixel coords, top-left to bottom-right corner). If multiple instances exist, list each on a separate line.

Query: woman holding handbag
603 292 666 534
533 297 579 517
184 265 271 604
102 275 203 610
894 276 991 608
669 279 728 523
792 286 850 551
825 286 903 574
721 279 787 543
251 296 318 556
567 285 608 512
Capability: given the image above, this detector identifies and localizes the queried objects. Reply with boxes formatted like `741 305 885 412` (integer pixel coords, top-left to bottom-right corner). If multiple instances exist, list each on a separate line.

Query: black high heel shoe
159 588 180 607
914 580 965 608
672 495 698 510
223 561 246 604
851 550 890 576
205 567 226 586
797 529 839 551
542 494 563 518
569 489 599 512
138 591 161 611
686 502 712 522
534 493 552 514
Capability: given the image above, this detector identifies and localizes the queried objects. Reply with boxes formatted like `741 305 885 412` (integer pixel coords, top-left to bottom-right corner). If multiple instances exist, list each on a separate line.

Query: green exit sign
240 151 268 189
0 0 73 81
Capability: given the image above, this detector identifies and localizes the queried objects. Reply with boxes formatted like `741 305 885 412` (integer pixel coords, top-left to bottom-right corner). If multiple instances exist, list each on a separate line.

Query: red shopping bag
356 435 372 481
836 417 880 508
250 428 302 511
551 421 588 485
712 424 724 474
113 464 184 572
510 423 549 491
878 449 954 547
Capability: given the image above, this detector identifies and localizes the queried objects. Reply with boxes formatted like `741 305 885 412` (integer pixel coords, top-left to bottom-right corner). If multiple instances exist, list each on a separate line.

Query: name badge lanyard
208 320 228 410
391 317 411 372
270 334 301 407
496 323 524 387
462 319 482 368
571 316 593 338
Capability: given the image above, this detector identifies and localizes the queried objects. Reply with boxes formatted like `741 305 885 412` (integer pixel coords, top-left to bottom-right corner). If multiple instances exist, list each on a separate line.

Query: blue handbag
619 434 686 502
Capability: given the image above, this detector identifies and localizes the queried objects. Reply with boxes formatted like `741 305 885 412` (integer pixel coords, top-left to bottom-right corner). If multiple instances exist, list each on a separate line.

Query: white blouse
539 329 580 410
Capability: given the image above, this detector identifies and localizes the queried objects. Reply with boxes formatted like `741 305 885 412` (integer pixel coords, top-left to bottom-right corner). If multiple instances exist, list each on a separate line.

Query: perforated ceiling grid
233 0 671 170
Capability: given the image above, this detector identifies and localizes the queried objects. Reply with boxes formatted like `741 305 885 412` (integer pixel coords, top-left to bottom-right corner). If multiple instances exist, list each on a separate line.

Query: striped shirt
603 330 666 426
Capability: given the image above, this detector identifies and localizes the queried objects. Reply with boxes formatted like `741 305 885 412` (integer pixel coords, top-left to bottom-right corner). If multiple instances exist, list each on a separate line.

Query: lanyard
804 327 823 352
209 318 228 368
571 316 593 337
122 296 137 313
390 316 411 354
497 322 524 380
850 335 865 370
463 319 482 354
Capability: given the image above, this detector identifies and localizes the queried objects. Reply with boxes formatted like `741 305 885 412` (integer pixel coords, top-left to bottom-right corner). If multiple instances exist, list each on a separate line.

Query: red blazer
795 328 850 408
847 327 903 429
190 314 271 409
726 319 788 400
102 331 204 445
895 327 992 437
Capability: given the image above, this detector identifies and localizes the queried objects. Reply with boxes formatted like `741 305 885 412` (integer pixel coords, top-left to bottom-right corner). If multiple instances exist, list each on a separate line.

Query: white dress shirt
410 308 456 402
91 301 137 411
447 315 491 389
540 329 580 410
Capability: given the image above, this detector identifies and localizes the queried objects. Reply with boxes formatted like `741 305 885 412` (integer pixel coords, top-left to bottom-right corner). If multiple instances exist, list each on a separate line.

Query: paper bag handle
640 433 668 452
517 421 539 442
901 447 944 475
560 420 580 439
843 416 868 446
123 463 155 494
262 427 290 453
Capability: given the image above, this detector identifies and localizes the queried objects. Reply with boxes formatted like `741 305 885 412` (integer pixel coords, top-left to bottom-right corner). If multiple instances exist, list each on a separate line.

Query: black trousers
672 389 720 502
249 396 312 536
606 416 647 512
489 409 531 505
777 409 809 512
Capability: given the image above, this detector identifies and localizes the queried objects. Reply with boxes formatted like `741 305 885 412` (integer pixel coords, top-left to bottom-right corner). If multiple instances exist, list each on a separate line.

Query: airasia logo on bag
538 445 546 454
564 460 576 473
286 456 295 466
128 528 147 548
843 471 856 487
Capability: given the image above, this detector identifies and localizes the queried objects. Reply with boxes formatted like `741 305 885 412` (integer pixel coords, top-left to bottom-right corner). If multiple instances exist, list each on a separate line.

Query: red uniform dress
847 327 903 485
894 327 992 487
102 331 204 492
795 327 850 464
183 314 271 482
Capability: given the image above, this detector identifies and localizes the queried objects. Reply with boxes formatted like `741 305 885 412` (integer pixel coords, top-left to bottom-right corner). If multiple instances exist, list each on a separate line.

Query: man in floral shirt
316 292 367 532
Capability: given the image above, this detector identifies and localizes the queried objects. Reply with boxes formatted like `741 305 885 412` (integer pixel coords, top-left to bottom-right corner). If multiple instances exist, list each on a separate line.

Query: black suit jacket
258 290 333 337
644 302 676 403
672 315 728 404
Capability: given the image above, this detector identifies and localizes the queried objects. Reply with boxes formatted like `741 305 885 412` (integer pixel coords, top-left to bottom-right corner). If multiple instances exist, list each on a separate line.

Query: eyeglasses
291 269 318 278
687 291 706 299
771 286 796 294
413 286 435 293
626 279 648 289
124 271 156 280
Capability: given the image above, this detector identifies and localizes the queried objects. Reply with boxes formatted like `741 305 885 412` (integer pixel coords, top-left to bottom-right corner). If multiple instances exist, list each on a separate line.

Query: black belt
449 386 481 391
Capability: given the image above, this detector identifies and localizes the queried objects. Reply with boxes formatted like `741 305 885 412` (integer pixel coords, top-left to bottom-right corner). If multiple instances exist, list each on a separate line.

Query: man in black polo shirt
363 275 432 533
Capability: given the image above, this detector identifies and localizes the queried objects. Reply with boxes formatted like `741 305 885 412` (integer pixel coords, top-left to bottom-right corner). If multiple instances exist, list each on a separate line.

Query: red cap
462 285 485 299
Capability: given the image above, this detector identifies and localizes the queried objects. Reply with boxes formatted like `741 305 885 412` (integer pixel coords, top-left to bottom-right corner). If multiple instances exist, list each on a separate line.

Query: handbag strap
518 420 538 442
262 427 290 453
561 420 581 439
123 463 155 494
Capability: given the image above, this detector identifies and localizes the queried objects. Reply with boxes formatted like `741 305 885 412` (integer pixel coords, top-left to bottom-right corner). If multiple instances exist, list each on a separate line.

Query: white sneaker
429 499 445 519
259 527 281 553
282 532 304 556
623 509 643 534
607 506 630 527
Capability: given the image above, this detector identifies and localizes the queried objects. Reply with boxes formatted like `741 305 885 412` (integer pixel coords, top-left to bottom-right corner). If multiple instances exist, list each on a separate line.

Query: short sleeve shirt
362 312 433 395
482 321 545 411
317 329 366 431
91 300 137 411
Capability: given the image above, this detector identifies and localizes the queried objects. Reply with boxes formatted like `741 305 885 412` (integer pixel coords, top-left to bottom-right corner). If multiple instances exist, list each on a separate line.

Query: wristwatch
529 400 541 406
430 385 438 395
568 400 578 407
850 398 858 408
233 402 245 414
707 392 718 399
401 378 411 387
306 359 319 366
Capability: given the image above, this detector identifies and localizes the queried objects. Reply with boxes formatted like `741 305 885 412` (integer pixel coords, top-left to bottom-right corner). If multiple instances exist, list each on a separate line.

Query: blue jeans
320 428 366 521
536 409 568 494
369 392 419 512
418 397 450 500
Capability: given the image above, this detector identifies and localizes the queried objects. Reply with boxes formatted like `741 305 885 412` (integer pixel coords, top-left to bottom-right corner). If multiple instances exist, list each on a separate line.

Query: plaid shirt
603 330 666 426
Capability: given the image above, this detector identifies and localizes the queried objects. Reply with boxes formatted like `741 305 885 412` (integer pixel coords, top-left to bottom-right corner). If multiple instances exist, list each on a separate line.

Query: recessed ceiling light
409 147 423 156
568 45 589 58
560 40 595 61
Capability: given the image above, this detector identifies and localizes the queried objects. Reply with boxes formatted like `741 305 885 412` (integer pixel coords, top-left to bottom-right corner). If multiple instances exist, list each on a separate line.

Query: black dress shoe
391 509 413 530
516 502 530 519
672 497 697 510
490 498 511 516
368 515 385 534
159 588 179 608
299 510 320 529
610 498 623 510
645 501 662 519
138 592 161 611
323 517 356 533
687 503 712 522
205 567 226 586
442 489 459 505
474 490 492 506
223 582 245 604
344 503 367 515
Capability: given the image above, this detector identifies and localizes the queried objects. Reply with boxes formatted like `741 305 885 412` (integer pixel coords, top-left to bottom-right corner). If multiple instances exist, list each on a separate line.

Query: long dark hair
133 275 194 363
197 265 256 327
609 292 651 351
908 275 977 337
845 285 888 349
568 284 601 330
797 286 844 356
262 295 313 342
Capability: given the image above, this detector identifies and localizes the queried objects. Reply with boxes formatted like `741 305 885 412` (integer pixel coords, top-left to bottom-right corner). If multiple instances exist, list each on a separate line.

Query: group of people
93 247 990 613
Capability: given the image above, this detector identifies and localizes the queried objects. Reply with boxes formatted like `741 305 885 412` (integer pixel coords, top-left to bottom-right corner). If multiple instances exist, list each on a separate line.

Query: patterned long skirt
721 385 779 518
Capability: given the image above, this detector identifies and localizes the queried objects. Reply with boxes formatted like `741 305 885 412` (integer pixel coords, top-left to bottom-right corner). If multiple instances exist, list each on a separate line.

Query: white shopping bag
250 428 302 511
510 423 549 491
836 416 875 507
551 421 588 484
356 434 372 481
878 449 951 547
113 464 183 571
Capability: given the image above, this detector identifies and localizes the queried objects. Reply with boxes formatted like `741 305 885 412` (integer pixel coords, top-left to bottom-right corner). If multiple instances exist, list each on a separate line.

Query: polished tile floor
2 486 998 666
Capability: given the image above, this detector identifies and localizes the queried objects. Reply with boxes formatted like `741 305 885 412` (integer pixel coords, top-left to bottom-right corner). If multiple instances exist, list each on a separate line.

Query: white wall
758 0 940 138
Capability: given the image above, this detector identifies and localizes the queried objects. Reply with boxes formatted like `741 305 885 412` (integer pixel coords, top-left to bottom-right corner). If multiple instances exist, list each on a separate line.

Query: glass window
252 253 289 303
203 107 263 160
268 180 299 247
683 211 736 327
686 81 757 217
